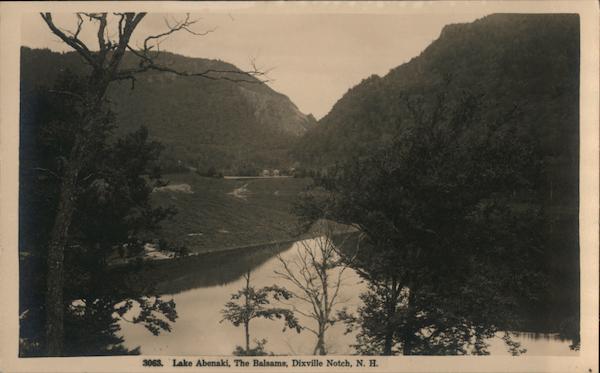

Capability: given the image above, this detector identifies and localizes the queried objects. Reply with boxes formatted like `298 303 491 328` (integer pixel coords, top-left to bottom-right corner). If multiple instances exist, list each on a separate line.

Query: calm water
119 238 577 356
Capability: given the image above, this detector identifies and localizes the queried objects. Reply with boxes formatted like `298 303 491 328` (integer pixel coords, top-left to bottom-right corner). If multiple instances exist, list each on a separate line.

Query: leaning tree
38 12 266 355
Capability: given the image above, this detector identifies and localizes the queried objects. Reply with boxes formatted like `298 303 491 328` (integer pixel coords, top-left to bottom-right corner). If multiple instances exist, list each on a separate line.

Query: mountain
20 47 316 173
294 14 579 178
293 13 580 333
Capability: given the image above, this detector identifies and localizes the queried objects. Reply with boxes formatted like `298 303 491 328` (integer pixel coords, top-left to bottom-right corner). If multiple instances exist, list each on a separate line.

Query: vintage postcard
1 1 598 372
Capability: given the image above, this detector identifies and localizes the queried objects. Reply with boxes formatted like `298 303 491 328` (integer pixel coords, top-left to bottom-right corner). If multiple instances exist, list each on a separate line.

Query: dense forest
293 13 580 341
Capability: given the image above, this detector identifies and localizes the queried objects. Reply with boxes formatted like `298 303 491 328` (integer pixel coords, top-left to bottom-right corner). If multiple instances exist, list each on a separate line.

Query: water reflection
120 239 363 355
512 332 571 342
119 238 578 356
487 332 577 356
138 241 296 295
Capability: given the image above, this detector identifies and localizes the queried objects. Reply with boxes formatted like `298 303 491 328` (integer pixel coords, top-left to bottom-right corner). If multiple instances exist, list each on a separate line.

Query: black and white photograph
0 1 598 372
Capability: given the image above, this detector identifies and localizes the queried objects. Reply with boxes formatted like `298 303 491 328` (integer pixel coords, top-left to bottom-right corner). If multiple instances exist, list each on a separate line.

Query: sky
21 4 496 119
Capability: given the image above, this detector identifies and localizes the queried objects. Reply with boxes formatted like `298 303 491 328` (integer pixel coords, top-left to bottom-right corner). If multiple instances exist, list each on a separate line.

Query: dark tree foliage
296 89 549 355
19 71 177 356
221 271 301 355
293 14 579 347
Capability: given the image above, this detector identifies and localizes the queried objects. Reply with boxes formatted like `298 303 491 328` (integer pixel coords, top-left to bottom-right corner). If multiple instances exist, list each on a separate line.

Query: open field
150 173 312 253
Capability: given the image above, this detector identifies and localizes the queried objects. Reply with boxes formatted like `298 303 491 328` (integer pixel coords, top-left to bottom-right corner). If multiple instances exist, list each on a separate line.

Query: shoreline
108 236 306 269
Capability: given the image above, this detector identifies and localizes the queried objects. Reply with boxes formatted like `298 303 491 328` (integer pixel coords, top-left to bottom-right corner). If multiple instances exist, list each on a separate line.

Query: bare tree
38 12 266 355
274 223 349 355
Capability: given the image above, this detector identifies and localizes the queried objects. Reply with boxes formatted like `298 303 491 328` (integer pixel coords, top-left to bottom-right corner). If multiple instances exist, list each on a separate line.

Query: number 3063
143 359 163 367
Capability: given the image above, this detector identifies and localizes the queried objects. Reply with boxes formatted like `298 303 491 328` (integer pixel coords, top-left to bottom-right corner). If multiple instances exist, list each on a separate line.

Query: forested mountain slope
295 14 579 204
21 47 316 173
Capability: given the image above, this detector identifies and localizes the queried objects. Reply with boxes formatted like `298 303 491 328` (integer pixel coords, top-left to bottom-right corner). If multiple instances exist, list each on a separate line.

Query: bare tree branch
40 13 97 68
118 13 267 84
274 224 349 355
38 11 270 355
73 13 84 39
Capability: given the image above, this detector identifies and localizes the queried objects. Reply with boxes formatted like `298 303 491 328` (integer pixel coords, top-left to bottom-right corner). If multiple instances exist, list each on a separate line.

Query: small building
262 169 270 177
272 169 280 177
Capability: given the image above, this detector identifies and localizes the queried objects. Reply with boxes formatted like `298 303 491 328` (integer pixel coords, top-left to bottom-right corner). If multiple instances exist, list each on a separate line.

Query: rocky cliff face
237 85 315 137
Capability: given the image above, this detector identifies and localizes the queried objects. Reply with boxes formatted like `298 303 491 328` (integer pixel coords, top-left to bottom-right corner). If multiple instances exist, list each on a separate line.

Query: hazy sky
21 5 495 118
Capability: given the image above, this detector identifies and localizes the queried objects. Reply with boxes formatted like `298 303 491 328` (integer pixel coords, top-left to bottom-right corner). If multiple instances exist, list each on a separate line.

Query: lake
119 238 577 356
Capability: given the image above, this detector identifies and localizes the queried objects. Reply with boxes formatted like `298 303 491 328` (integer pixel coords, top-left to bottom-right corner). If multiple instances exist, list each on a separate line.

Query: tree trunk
44 95 101 355
319 253 328 356
317 336 326 355
383 331 394 356
244 321 250 354
382 279 399 356
38 12 155 356
313 323 327 355
45 159 81 356
244 271 251 354
402 332 412 356
402 286 417 356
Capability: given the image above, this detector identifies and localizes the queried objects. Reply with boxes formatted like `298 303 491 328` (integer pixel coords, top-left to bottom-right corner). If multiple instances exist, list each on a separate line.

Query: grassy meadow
150 173 313 253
